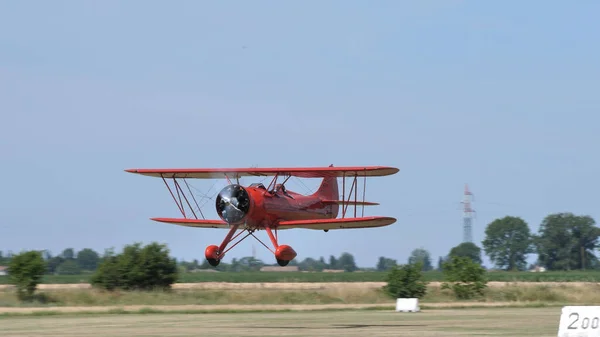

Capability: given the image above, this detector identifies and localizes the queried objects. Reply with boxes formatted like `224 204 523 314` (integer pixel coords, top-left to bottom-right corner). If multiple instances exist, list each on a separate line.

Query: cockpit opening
269 183 294 199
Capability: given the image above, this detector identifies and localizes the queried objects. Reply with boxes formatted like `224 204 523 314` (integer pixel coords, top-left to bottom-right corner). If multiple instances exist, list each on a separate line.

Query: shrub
7 250 47 301
441 256 487 299
90 242 178 291
382 262 428 299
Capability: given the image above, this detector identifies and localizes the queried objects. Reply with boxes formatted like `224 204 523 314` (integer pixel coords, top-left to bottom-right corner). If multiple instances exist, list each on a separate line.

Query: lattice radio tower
462 184 475 243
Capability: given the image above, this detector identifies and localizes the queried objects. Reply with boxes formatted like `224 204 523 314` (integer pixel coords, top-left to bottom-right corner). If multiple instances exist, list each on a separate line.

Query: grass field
0 307 563 336
2 282 600 308
3 270 600 284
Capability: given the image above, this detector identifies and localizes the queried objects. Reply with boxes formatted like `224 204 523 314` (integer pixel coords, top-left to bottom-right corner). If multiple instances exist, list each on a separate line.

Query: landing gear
205 245 222 266
204 224 242 267
203 224 297 268
265 227 297 266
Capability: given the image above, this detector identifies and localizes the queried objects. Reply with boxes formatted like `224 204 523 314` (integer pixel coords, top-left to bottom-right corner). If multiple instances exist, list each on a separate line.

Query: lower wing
149 216 396 230
151 218 229 228
277 216 396 230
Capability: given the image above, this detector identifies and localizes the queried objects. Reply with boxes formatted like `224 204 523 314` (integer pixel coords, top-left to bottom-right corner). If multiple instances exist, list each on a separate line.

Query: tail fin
312 164 339 218
314 175 339 200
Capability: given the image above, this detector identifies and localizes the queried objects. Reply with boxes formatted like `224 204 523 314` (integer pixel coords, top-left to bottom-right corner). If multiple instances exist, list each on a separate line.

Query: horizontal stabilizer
277 216 396 230
151 218 229 228
322 200 379 206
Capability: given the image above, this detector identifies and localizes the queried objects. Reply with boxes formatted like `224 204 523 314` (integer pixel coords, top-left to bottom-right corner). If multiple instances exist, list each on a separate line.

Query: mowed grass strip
0 308 563 337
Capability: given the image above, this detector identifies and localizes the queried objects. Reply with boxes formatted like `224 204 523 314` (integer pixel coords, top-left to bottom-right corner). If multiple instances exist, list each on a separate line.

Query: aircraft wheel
324 229 329 232
277 259 290 267
207 258 220 267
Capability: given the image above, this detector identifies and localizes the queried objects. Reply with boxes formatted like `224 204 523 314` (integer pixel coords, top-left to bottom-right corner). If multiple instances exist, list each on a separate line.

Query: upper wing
277 216 396 230
125 166 398 179
151 218 229 228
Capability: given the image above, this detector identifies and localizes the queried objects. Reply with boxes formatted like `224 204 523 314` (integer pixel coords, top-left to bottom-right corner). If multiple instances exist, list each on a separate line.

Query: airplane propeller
215 184 251 223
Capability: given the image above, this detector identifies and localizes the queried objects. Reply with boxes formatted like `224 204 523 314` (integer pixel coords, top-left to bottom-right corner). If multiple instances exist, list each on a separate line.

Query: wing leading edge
149 216 396 230
277 216 396 230
151 218 229 228
125 166 399 179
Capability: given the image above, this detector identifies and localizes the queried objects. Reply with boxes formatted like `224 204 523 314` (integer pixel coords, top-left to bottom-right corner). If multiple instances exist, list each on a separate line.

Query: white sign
395 298 419 312
558 306 600 337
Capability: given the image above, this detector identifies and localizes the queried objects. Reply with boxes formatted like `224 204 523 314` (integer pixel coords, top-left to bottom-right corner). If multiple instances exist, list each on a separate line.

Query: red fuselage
215 177 340 228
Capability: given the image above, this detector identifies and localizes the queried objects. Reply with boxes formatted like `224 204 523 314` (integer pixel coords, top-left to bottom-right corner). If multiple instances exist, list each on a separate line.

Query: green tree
0 251 9 265
56 260 82 275
298 257 327 271
236 256 265 271
337 252 358 272
91 254 121 290
376 257 397 271
7 250 47 301
534 213 600 270
61 248 75 260
45 255 64 275
76 248 100 271
482 216 533 271
299 257 324 270
408 248 433 271
437 256 445 271
441 256 487 299
90 242 178 291
382 262 428 299
448 242 482 265
179 259 200 271
328 255 338 269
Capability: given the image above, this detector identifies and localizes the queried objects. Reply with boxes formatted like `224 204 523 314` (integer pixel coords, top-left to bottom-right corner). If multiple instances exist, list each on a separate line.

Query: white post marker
558 306 600 337
395 298 420 312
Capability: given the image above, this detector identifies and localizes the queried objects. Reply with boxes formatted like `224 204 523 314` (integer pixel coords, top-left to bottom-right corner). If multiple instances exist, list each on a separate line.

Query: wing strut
362 174 366 217
159 174 205 220
340 170 369 219
183 179 205 219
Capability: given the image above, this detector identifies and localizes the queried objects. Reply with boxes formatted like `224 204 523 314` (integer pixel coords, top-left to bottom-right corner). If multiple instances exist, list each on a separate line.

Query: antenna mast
462 184 475 243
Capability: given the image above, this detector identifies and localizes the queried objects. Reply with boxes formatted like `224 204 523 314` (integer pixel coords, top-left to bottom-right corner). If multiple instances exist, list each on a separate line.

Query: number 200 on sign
559 306 600 337
567 313 599 329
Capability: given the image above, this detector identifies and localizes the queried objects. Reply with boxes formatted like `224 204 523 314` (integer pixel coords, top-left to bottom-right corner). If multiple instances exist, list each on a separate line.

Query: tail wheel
277 259 290 267
207 258 220 267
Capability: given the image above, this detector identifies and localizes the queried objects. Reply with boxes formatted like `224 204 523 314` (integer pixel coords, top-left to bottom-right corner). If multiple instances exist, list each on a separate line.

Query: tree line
6 241 489 302
482 212 600 271
0 247 362 274
1 212 598 274
376 212 600 273
0 248 104 275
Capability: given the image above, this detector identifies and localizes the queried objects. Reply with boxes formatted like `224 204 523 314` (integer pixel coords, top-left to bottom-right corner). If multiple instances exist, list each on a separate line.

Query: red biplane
125 165 399 267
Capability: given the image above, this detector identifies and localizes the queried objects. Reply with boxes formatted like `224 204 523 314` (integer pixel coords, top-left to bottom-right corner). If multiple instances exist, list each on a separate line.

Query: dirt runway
0 307 562 337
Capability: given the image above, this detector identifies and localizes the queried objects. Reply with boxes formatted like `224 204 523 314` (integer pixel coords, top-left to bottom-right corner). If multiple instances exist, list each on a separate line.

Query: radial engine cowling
215 184 251 224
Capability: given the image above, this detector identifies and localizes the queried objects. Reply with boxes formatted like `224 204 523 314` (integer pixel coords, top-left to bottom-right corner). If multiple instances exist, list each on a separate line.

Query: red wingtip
125 169 137 173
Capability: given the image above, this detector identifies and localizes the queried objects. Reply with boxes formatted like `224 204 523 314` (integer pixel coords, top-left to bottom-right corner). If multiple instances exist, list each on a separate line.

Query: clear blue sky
1 1 599 268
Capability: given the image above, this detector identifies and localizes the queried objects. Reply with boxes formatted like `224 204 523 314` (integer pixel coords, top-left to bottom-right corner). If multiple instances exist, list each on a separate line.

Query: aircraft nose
215 184 250 223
